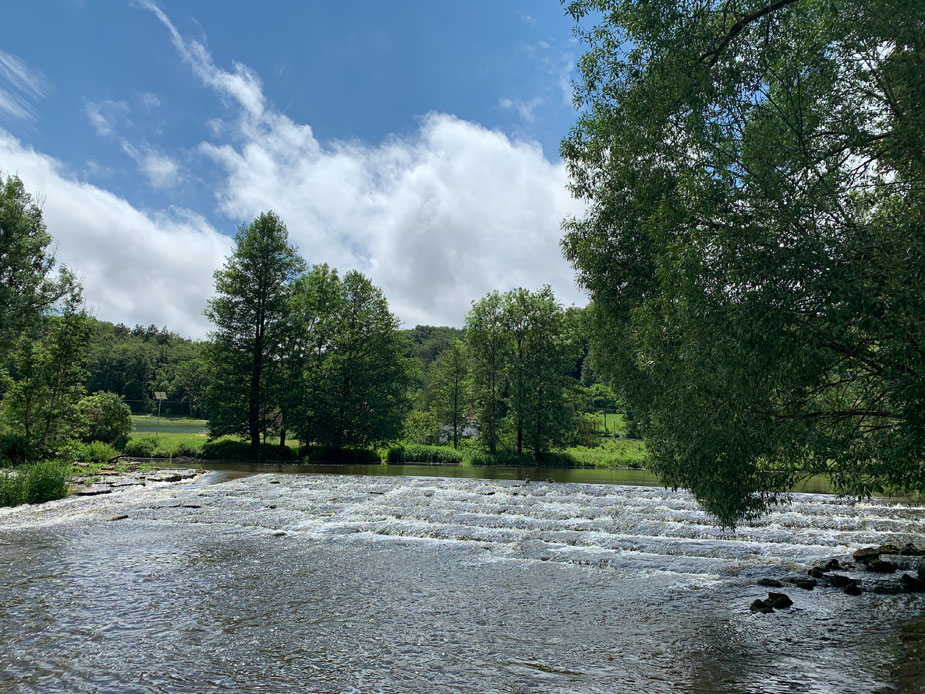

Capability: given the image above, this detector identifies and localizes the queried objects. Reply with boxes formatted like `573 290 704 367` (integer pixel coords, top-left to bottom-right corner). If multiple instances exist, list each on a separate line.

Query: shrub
535 451 581 467
385 444 463 465
77 391 133 449
72 440 120 464
23 460 71 504
0 467 25 507
0 434 28 465
0 460 71 507
124 436 158 458
463 450 536 467
199 440 298 462
173 441 202 458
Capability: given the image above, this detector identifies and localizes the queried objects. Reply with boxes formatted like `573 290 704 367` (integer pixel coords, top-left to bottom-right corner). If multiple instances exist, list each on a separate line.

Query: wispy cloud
499 96 544 123
85 99 130 137
85 98 178 189
138 0 265 118
0 50 50 121
121 141 180 189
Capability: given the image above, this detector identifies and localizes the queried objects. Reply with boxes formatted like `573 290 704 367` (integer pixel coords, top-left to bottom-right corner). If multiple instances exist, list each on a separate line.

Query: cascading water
1 472 923 693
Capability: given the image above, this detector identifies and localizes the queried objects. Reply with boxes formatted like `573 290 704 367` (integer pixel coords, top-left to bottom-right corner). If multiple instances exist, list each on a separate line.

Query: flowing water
1 471 923 693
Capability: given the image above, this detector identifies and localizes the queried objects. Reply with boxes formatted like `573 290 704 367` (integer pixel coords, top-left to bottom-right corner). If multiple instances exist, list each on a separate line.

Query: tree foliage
76 391 133 450
204 212 305 450
427 340 468 448
289 266 413 449
562 0 925 524
0 296 91 459
0 174 76 359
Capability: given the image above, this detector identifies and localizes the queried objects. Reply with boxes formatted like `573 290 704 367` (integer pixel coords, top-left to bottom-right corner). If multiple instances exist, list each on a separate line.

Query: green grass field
132 415 208 436
590 412 628 437
126 414 647 468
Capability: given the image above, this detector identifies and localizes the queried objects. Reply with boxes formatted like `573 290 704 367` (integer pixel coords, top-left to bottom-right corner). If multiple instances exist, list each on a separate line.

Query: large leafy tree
562 0 925 524
0 174 76 360
465 292 510 453
289 267 413 449
427 340 469 448
204 212 305 451
0 293 91 459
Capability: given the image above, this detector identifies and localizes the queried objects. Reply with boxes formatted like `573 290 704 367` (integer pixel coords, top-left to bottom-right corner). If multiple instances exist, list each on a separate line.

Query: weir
1 473 923 692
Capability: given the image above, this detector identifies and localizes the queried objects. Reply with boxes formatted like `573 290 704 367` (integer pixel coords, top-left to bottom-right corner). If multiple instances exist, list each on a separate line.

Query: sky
0 1 588 338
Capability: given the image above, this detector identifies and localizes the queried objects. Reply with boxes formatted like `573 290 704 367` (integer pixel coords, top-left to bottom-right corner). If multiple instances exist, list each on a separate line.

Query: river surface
1 471 923 693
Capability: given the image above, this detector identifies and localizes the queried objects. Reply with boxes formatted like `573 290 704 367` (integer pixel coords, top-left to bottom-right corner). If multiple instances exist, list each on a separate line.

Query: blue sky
0 1 587 337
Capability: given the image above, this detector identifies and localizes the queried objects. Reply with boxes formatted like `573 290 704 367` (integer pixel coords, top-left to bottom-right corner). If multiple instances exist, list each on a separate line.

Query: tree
0 293 91 459
204 212 305 451
561 0 925 525
0 174 76 360
427 340 468 448
501 286 579 454
465 292 509 454
76 391 133 449
289 267 413 449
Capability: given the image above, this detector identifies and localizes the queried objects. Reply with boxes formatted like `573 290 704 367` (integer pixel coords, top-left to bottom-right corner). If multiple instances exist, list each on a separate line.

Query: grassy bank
126 416 649 469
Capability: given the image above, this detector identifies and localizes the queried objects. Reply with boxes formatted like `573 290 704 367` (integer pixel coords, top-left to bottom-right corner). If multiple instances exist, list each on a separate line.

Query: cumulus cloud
0 130 231 337
144 3 587 328
0 50 50 121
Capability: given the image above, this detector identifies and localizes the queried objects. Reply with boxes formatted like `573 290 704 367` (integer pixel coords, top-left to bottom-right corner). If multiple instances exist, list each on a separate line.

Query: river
1 470 923 692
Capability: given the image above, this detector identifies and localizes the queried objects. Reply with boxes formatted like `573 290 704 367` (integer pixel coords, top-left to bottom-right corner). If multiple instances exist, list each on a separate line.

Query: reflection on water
0 473 923 693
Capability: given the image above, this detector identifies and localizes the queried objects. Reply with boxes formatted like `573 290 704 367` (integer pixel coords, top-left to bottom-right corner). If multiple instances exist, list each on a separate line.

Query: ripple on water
0 473 923 693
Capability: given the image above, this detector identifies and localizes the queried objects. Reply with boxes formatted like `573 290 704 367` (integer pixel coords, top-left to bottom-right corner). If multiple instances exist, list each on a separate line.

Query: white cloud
0 49 49 121
499 96 544 123
121 141 180 189
140 3 587 328
0 130 231 337
85 99 129 137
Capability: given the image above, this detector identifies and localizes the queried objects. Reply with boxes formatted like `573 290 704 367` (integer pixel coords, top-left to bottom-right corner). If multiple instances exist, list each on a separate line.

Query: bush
124 436 158 458
535 451 581 467
199 440 298 462
77 391 133 449
564 440 648 468
463 450 536 467
0 434 28 465
385 444 463 465
72 440 120 464
0 467 24 507
173 441 203 458
0 460 71 507
299 445 381 463
23 460 71 504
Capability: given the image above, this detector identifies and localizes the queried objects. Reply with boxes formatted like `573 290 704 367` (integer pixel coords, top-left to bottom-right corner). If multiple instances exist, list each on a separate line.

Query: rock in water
899 543 925 556
866 559 898 573
107 514 128 521
767 592 793 609
823 558 842 571
750 599 774 614
827 573 856 588
793 579 817 591
900 574 925 593
853 547 881 563
758 578 784 588
844 583 863 596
